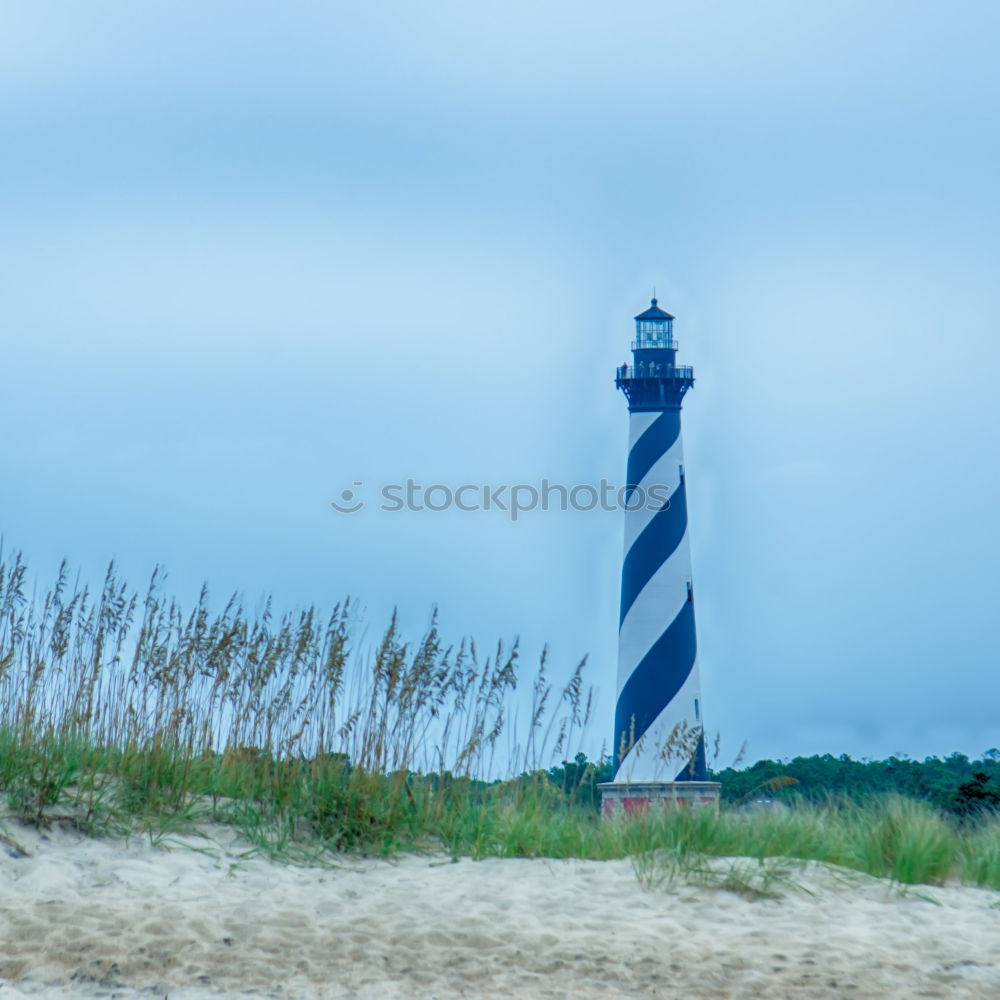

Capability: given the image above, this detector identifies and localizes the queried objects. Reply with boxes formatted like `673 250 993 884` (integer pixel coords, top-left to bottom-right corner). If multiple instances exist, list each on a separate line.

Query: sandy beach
1 824 999 1000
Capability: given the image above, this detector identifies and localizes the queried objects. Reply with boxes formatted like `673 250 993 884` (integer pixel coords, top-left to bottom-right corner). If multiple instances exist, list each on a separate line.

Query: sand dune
1 823 999 999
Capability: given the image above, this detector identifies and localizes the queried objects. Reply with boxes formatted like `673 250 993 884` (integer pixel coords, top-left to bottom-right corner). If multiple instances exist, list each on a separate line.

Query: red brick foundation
598 781 721 819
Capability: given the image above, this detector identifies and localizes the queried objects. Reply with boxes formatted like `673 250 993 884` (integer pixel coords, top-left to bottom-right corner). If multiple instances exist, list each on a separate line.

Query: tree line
544 750 1000 815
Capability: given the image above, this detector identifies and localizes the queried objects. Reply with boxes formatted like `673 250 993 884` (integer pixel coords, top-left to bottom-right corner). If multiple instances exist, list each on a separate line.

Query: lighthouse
600 299 720 815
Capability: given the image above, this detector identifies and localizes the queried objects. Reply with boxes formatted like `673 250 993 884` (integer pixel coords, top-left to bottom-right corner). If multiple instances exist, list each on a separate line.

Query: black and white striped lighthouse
601 299 720 815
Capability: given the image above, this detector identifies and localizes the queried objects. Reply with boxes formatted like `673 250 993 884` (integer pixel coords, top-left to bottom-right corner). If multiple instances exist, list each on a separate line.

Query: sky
2 1 999 766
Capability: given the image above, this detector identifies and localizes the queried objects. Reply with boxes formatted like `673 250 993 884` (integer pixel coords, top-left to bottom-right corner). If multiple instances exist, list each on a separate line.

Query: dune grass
625 795 1000 891
1 550 999 892
0 550 596 852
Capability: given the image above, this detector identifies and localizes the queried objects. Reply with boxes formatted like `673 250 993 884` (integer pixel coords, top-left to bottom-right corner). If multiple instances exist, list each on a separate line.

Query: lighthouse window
694 699 700 721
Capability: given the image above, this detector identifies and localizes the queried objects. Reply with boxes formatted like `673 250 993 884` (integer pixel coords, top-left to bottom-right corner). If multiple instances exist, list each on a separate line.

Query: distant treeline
712 752 1000 815
544 751 1000 815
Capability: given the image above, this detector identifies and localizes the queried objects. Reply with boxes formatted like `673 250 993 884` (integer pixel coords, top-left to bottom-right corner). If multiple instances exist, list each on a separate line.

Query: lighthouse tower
600 299 720 815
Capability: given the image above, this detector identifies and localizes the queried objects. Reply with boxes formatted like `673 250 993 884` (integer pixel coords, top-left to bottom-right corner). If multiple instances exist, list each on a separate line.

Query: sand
1 823 999 1000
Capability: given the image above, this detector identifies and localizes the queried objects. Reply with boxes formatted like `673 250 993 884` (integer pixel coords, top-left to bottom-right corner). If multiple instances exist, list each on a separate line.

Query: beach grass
1 550 999 891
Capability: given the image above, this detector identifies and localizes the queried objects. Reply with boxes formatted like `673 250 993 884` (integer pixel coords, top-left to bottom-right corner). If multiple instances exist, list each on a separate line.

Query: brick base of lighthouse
598 781 721 819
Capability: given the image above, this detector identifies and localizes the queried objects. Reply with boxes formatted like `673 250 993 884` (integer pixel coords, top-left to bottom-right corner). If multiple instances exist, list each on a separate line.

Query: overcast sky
2 1 999 766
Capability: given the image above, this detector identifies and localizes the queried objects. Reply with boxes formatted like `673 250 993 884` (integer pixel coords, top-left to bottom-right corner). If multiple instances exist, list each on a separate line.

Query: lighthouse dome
633 298 675 322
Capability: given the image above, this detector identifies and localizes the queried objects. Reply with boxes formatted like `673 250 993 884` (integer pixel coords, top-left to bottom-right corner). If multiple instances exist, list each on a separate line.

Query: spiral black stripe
618 476 688 627
613 597 698 765
624 410 681 506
